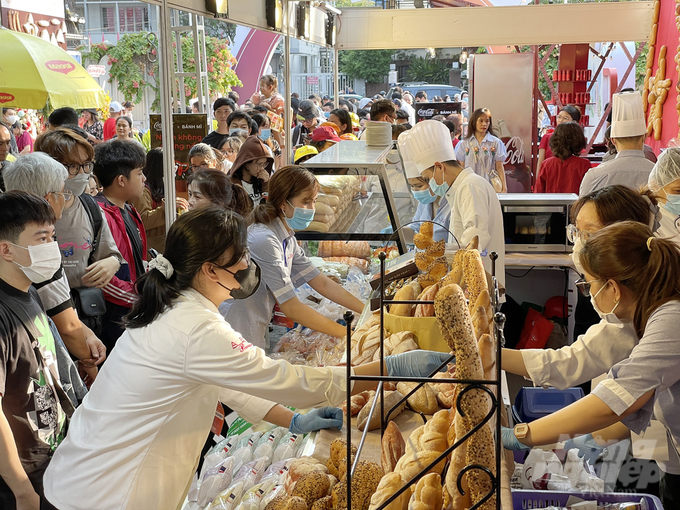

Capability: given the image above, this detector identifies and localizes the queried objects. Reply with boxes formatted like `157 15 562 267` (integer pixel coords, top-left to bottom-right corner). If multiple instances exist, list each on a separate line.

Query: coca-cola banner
471 53 534 193
414 102 462 123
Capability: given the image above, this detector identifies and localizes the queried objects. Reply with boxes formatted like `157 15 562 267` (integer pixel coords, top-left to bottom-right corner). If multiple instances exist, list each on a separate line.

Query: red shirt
534 155 592 194
539 132 554 160
452 138 459 149
103 117 117 141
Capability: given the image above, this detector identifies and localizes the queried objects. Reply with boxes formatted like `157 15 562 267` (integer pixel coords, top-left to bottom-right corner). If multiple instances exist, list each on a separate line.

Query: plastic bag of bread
208 481 245 509
322 256 368 273
316 193 340 208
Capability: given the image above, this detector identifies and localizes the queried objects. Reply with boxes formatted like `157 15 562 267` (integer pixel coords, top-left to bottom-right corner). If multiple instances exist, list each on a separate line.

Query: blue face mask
284 201 315 230
260 129 271 141
324 112 330 119
663 193 680 217
428 166 450 197
413 188 437 204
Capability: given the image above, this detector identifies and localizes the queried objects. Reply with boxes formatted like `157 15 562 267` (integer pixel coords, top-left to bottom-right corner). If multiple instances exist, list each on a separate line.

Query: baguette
472 305 490 340
368 472 409 510
463 250 486 311
465 236 479 251
390 285 417 317
475 289 493 322
396 381 439 415
381 421 406 474
408 473 442 510
466 422 496 510
477 334 496 383
357 391 405 431
414 283 439 317
445 415 471 510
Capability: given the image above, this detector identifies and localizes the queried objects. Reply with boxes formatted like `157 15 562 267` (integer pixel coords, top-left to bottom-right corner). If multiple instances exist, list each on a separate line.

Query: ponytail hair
581 221 680 337
251 165 319 225
571 185 659 231
125 207 247 328
187 168 254 219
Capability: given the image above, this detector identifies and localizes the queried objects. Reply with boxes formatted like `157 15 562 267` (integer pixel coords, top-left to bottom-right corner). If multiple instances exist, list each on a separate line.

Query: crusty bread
396 382 439 415
381 421 406 474
372 332 418 362
414 283 440 318
472 305 490 341
358 391 405 431
419 410 449 453
404 425 425 457
463 250 486 312
408 473 442 510
368 472 409 510
394 449 446 487
390 285 417 317
414 233 435 250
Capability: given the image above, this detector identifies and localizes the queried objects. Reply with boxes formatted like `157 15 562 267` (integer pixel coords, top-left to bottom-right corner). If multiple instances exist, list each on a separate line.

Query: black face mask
215 258 261 300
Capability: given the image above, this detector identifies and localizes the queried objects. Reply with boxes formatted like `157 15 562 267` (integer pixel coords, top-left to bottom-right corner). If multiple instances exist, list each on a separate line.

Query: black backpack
79 194 103 264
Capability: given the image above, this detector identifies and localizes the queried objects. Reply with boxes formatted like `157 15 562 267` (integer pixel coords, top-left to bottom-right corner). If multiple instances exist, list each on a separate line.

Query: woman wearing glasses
502 221 680 509
502 185 659 390
221 166 365 349
228 135 274 206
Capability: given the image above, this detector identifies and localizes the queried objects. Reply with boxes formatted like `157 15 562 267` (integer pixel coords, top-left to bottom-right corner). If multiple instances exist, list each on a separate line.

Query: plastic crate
512 489 663 509
512 387 584 423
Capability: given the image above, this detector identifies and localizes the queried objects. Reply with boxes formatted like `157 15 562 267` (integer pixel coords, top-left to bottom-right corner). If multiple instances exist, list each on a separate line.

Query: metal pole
334 46 340 109
193 14 204 114
531 45 539 186
284 2 292 166
158 2 177 234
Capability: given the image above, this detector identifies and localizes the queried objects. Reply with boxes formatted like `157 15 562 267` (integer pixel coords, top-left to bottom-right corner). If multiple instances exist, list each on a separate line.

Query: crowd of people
2 75 680 509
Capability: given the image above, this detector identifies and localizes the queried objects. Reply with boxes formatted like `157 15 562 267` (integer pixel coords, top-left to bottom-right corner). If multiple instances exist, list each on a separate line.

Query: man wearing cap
292 99 324 150
103 102 123 141
579 91 655 196
402 120 505 286
310 125 342 153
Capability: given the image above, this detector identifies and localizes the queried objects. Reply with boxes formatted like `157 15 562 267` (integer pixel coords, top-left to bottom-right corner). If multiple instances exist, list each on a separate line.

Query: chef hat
610 91 646 138
403 120 457 174
648 148 680 191
397 131 420 179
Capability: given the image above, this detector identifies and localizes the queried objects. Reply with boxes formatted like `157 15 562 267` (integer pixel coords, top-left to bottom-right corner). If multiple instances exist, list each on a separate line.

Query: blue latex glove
385 350 452 378
289 407 343 434
563 434 604 465
380 226 394 234
501 426 532 451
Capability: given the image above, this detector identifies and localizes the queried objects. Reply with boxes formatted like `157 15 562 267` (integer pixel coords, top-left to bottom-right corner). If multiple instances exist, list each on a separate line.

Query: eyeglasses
566 224 591 244
63 161 94 176
52 190 74 201
575 276 600 297
250 161 268 170
188 164 211 172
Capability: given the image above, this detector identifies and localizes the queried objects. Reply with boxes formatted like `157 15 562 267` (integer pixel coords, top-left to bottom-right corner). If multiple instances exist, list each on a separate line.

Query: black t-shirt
0 278 66 474
202 131 229 150
121 205 145 279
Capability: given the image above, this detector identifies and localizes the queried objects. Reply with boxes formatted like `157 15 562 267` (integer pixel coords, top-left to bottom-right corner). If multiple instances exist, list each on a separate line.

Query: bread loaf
358 391 406 431
396 382 439 415
311 495 333 510
368 472 409 510
381 421 406 474
466 422 496 510
334 461 384 510
394 449 446 487
287 457 329 492
404 425 425 457
445 415 471 510
475 289 493 321
472 305 490 340
327 439 357 478
292 471 331 507
419 410 449 453
414 283 439 318
408 473 442 510
372 332 418 362
390 285 417 317
343 390 374 416
428 370 455 394
463 250 486 311
417 272 439 289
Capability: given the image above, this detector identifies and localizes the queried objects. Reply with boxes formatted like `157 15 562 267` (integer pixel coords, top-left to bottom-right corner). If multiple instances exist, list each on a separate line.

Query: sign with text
87 65 106 78
414 102 462 123
149 113 208 179
306 76 319 85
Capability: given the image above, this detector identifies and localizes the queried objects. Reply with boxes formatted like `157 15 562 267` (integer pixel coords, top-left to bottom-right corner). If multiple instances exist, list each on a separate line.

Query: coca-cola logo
419 108 436 116
0 92 15 104
504 136 525 165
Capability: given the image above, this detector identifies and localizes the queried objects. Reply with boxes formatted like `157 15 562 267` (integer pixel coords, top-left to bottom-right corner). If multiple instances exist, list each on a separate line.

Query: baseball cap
297 100 317 121
294 145 319 163
109 101 123 113
311 126 342 144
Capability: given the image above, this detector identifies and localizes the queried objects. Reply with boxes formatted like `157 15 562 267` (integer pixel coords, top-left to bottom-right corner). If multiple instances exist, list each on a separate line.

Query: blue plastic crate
512 489 663 509
512 387 584 423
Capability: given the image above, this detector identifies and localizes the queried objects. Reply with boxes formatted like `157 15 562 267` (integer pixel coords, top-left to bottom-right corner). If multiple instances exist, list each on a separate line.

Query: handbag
71 287 107 336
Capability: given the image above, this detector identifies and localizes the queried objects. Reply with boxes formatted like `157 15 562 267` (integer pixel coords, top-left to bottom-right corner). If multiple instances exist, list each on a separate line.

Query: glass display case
299 141 415 254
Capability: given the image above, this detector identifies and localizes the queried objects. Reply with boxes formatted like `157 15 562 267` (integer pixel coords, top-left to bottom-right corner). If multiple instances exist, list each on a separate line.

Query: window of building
119 6 149 32
101 6 116 33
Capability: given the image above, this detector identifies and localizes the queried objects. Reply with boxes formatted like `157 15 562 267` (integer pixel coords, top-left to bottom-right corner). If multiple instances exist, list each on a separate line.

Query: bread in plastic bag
233 479 277 510
272 434 303 464
208 481 245 510
259 483 285 509
233 456 269 492
197 456 236 507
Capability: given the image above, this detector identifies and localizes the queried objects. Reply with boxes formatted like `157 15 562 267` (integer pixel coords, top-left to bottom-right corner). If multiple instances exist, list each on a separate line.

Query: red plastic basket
512 489 663 509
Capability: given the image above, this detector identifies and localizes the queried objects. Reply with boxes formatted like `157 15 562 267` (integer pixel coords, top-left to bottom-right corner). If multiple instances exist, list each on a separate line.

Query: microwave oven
499 193 577 252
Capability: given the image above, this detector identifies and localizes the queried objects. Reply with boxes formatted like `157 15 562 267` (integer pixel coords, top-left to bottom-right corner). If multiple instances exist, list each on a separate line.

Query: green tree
406 56 450 83
635 42 648 90
339 49 393 84
204 18 237 44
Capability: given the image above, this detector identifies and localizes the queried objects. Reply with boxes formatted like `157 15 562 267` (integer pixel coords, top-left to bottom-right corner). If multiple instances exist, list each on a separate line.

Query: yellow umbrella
0 27 107 110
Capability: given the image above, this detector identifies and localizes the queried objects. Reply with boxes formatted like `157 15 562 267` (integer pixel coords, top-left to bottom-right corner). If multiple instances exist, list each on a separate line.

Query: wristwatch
514 423 530 439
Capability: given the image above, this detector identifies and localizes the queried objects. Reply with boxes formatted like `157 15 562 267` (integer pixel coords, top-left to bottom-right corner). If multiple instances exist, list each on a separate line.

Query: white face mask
590 281 622 324
7 114 18 126
571 237 585 275
10 241 62 284
64 172 90 197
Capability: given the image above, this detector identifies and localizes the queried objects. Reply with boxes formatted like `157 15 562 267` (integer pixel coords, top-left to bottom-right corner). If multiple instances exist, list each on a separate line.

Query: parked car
339 93 363 102
388 83 463 101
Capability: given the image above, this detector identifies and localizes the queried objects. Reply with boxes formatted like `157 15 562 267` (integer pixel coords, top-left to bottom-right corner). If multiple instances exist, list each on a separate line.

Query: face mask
324 112 330 119
284 201 315 231
229 128 241 136
216 259 261 300
10 241 62 284
413 189 437 204
428 166 449 197
7 115 18 125
662 193 680 217
259 129 271 141
590 281 621 323
64 172 90 197
571 237 585 275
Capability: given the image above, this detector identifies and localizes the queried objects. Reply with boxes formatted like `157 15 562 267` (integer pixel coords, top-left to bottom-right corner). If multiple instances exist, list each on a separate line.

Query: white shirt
444 167 506 287
44 289 348 510
401 101 416 125
522 320 639 390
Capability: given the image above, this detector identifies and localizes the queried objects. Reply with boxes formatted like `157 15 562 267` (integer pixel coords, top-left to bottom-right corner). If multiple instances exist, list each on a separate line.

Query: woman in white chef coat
502 185 660 389
43 207 450 509
502 221 680 508
400 120 506 286
648 148 680 246
398 130 451 242
221 165 365 348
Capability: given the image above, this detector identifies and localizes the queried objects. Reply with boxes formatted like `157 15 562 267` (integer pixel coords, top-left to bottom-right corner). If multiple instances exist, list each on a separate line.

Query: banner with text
414 102 462 123
149 113 208 179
